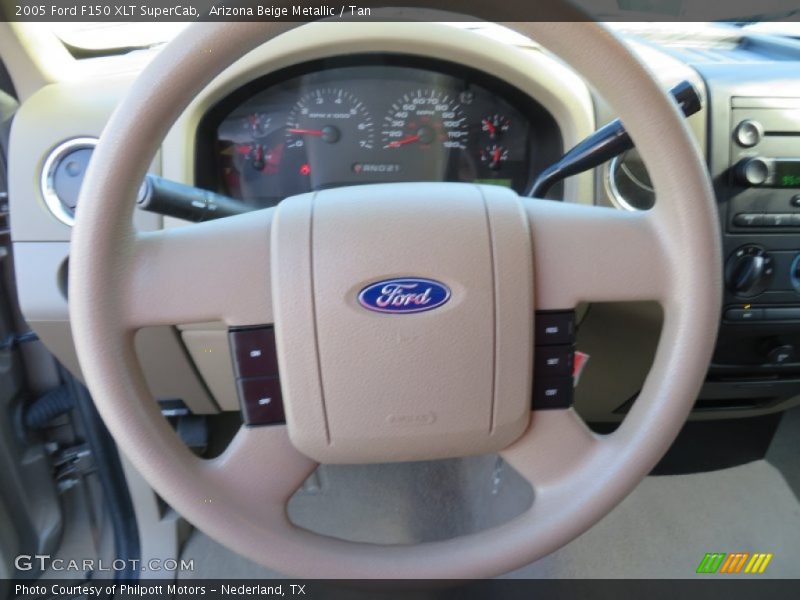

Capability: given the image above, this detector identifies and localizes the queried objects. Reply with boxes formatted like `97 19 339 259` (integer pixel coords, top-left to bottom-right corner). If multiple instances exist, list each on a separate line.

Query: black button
238 377 285 425
535 345 573 376
533 377 573 409
767 344 795 364
733 213 764 227
725 308 764 321
761 214 778 226
791 194 800 208
535 312 575 346
761 214 794 227
230 327 279 378
763 308 800 321
773 214 793 227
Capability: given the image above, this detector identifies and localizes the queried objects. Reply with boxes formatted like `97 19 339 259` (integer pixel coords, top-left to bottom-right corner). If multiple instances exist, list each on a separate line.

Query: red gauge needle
386 134 421 149
287 128 324 136
483 119 497 136
493 147 503 164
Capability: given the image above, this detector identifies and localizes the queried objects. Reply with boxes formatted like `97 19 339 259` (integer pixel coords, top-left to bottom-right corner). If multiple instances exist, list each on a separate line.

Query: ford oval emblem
358 278 451 314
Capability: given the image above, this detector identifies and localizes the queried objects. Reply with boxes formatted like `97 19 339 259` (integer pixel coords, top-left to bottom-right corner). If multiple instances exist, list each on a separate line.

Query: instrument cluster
196 57 563 207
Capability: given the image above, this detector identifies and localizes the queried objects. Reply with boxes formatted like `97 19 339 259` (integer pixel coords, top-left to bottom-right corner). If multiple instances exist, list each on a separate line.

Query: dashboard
195 56 563 207
12 20 800 425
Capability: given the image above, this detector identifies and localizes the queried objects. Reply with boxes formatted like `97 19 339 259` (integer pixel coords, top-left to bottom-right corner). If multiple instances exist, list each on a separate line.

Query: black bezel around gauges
195 54 564 208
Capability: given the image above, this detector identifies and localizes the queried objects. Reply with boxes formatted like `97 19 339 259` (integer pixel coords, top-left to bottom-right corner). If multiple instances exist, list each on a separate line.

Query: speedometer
381 89 468 151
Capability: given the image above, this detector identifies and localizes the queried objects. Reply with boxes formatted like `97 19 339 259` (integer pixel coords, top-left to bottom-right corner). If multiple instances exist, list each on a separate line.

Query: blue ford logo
358 278 451 314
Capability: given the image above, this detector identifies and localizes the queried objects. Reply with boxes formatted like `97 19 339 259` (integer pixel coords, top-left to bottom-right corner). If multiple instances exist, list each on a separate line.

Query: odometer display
382 89 468 150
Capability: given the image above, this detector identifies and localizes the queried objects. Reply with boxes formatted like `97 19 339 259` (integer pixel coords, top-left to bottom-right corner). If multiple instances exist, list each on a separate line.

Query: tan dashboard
5 22 711 420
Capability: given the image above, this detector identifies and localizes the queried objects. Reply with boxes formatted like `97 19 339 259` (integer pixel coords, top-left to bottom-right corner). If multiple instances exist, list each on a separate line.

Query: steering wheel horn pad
273 183 532 463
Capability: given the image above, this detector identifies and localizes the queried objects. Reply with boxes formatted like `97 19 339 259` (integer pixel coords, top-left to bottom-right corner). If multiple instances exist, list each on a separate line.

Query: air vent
606 149 655 211
40 137 97 226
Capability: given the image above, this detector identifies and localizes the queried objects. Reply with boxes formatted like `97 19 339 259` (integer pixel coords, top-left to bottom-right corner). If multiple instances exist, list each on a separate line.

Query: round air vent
606 148 655 211
40 137 98 226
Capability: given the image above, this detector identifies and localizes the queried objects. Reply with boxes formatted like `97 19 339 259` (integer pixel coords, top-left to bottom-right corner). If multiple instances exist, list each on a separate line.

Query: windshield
742 21 800 37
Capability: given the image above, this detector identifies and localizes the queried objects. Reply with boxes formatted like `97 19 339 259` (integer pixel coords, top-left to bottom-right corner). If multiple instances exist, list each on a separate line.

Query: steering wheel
69 11 721 578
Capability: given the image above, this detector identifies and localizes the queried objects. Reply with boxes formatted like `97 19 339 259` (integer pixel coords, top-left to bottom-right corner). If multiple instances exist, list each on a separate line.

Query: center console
706 76 800 412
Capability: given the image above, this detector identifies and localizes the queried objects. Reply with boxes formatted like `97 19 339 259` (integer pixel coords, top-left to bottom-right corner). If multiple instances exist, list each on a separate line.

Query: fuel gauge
480 144 509 171
233 142 284 175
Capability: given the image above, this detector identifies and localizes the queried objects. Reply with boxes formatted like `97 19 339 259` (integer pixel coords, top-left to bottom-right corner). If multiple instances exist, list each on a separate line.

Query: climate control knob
725 245 774 297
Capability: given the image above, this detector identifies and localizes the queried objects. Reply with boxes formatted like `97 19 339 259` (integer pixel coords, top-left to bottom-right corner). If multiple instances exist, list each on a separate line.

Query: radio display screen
775 161 800 188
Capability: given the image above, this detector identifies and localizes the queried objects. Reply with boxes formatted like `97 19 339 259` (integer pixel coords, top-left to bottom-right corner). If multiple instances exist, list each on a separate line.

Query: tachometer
285 88 374 150
381 89 468 151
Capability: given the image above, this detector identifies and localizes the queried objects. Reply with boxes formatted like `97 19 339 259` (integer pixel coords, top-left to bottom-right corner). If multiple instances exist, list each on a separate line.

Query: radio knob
725 245 774 297
736 157 770 186
733 119 763 147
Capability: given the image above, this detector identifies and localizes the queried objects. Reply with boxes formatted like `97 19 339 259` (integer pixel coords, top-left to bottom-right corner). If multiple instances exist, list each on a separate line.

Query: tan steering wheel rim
69 11 721 579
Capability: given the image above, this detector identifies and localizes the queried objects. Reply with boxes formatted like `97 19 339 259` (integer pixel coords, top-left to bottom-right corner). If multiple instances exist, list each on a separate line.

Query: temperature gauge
480 144 509 171
481 114 511 140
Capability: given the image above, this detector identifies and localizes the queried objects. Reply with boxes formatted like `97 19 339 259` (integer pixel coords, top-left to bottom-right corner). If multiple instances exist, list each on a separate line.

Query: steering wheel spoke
501 409 598 488
525 200 669 309
123 209 274 329
202 426 317 515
